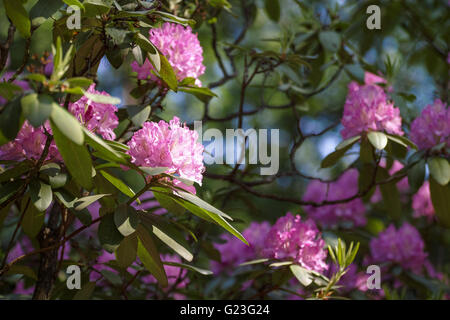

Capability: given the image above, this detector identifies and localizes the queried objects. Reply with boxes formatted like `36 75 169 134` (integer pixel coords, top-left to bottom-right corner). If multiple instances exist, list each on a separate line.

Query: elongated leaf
21 196 45 237
428 157 450 186
150 222 193 262
264 0 280 22
0 162 31 183
290 265 313 287
127 105 151 127
29 180 53 212
377 167 402 220
50 105 84 145
3 0 31 38
159 54 177 91
21 94 54 127
336 135 361 150
136 224 168 287
98 213 124 252
83 91 121 105
321 143 353 168
115 233 138 269
114 204 140 237
162 261 213 275
51 121 93 190
74 194 110 211
83 128 125 163
73 282 96 300
429 177 450 228
100 170 135 198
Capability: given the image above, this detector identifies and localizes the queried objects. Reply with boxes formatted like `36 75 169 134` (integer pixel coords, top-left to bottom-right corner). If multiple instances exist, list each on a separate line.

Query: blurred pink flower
211 221 271 274
127 116 205 186
303 169 367 228
131 23 205 87
340 79 403 139
264 213 328 273
412 181 435 220
410 99 450 150
369 223 427 273
68 83 119 140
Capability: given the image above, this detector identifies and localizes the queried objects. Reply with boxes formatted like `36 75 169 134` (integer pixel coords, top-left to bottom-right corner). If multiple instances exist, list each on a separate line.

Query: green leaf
336 135 361 150
162 261 213 276
50 105 84 145
239 258 269 267
21 94 54 128
408 159 426 193
74 194 110 211
136 224 168 287
83 127 125 164
21 196 45 237
178 86 218 103
0 162 31 183
319 31 341 53
429 177 450 228
377 167 402 220
368 131 388 150
84 0 110 17
29 180 53 212
63 0 85 11
73 282 96 300
115 233 138 269
0 98 23 143
344 64 365 83
98 213 124 252
153 189 185 215
428 157 450 186
6 264 37 280
114 204 140 237
83 91 121 105
154 11 195 27
159 54 178 91
139 167 169 176
321 143 353 168
51 121 93 190
3 0 31 38
0 180 24 205
360 137 374 163
127 105 151 127
174 189 232 220
152 224 193 261
264 0 280 22
100 170 135 198
386 134 417 149
100 269 122 286
290 265 313 287
66 77 93 88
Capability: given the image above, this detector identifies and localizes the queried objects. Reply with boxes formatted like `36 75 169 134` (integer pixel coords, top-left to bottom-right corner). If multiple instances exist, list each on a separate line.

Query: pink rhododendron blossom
303 169 366 228
68 83 119 140
0 84 119 161
127 117 205 185
412 181 435 220
340 80 403 139
211 221 271 274
369 223 427 273
371 160 409 203
131 23 205 86
263 213 328 273
364 72 387 86
0 121 60 162
409 99 450 150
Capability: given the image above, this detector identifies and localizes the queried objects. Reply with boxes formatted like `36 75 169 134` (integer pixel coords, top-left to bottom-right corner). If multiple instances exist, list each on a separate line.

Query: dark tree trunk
32 203 62 300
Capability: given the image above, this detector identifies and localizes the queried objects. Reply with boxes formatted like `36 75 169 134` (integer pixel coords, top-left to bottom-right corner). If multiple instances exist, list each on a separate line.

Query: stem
32 203 63 300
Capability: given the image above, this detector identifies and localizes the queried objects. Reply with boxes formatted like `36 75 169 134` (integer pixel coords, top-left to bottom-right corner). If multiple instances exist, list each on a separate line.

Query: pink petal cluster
131 23 205 86
211 221 271 274
303 169 367 228
263 213 328 273
412 181 435 219
369 223 427 273
0 84 119 162
0 121 60 162
127 117 205 185
340 78 403 139
409 99 450 150
68 83 119 140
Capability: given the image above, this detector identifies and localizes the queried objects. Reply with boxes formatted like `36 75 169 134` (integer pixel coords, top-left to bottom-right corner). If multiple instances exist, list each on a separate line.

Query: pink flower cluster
68 84 119 140
127 117 205 185
303 169 367 228
340 74 403 139
264 213 328 273
409 99 450 150
131 23 205 86
369 223 427 273
0 84 119 162
412 181 435 220
211 221 271 274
